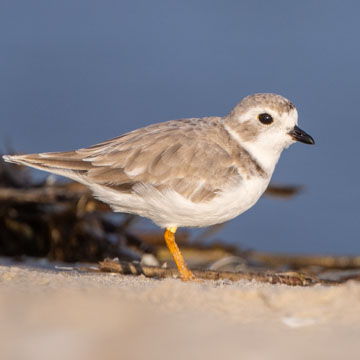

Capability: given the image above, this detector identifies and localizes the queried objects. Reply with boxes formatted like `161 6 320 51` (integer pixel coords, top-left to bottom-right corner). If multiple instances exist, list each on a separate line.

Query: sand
0 261 359 360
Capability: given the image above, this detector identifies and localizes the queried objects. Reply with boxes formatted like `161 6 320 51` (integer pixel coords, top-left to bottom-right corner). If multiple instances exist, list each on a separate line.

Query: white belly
90 175 270 228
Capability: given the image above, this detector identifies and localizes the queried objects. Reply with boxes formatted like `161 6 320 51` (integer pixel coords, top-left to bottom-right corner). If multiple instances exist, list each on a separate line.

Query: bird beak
288 125 315 145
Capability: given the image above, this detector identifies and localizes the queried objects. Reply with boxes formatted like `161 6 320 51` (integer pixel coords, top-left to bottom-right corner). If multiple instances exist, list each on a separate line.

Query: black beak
288 125 315 145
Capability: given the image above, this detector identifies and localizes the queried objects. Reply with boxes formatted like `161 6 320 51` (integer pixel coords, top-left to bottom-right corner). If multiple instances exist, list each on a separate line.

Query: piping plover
3 93 315 280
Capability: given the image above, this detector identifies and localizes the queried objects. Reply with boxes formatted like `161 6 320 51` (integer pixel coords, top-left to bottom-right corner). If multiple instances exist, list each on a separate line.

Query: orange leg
164 227 195 281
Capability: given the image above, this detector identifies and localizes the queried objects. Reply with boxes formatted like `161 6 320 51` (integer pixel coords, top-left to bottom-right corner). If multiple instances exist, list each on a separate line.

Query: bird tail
2 152 91 182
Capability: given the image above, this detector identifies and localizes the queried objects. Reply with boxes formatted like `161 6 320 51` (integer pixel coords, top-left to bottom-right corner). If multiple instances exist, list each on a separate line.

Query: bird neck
223 122 282 177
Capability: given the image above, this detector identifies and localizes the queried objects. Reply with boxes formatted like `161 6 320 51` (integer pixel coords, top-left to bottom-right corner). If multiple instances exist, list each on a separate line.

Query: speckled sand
0 262 359 360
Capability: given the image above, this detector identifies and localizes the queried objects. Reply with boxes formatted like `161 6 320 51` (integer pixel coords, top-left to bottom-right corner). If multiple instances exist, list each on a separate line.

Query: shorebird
3 93 314 281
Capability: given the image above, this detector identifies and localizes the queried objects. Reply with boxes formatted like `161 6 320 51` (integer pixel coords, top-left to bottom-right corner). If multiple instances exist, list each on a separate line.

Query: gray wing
3 117 241 203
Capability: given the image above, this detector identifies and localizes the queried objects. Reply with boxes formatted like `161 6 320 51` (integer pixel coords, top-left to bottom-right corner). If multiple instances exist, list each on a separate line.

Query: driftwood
98 258 360 285
98 258 323 286
264 183 302 198
0 186 89 204
250 252 360 270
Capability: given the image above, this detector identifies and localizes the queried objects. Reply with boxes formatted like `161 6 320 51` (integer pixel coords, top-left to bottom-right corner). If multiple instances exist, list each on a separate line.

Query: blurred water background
1 0 359 255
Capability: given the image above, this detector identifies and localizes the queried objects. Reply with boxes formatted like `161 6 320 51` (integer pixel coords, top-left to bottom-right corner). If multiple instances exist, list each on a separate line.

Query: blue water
1 1 359 254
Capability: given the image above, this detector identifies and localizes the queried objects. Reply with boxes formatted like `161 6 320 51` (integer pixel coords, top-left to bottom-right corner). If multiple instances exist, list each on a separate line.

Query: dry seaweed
0 156 152 262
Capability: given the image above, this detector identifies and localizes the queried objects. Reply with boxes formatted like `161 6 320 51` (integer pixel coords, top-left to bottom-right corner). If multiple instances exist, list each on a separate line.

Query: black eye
258 113 273 125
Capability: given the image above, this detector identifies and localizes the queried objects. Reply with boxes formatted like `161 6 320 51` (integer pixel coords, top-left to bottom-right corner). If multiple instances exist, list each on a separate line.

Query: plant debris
0 156 152 262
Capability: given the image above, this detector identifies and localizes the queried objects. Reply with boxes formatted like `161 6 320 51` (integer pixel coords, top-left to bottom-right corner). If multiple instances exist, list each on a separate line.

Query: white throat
223 123 282 177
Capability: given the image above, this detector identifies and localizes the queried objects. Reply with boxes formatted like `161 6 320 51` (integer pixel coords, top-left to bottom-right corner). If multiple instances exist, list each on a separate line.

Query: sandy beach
1 262 359 360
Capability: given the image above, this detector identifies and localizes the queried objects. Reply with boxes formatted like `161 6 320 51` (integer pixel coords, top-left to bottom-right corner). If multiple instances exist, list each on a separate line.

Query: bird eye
258 113 273 125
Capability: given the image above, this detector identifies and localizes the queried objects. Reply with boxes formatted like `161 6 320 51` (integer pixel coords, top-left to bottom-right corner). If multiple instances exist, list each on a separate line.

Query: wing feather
4 117 242 203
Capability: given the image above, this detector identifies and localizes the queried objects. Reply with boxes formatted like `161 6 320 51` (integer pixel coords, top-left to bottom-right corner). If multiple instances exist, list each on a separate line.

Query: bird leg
164 227 195 281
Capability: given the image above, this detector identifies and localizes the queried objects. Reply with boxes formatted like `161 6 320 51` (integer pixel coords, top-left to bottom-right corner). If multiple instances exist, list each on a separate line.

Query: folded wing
3 117 241 203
